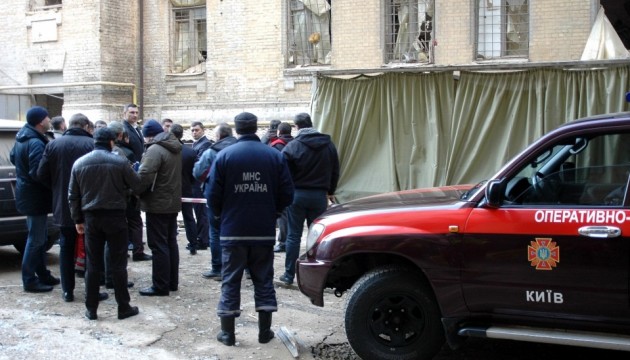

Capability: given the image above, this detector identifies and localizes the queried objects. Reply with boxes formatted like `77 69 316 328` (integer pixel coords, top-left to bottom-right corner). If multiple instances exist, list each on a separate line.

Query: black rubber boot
217 317 235 346
258 311 275 344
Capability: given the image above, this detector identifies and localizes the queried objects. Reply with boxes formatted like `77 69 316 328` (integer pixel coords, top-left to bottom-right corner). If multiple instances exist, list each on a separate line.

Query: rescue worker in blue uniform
208 112 294 346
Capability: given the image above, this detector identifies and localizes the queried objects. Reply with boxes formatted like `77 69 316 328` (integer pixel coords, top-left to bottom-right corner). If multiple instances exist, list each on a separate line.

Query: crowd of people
10 104 340 346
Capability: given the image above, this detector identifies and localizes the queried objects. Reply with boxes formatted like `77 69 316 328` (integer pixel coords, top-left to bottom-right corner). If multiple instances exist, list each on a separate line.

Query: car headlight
305 223 325 252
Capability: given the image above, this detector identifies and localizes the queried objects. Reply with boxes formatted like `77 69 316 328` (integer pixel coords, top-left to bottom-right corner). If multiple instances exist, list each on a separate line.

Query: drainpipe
138 0 144 119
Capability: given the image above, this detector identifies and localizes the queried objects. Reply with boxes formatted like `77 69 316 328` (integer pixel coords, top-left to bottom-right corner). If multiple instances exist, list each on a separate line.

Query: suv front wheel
345 266 444 360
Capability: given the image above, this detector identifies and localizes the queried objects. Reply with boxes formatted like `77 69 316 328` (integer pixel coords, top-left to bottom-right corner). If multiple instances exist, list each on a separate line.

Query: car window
0 129 16 166
504 132 630 206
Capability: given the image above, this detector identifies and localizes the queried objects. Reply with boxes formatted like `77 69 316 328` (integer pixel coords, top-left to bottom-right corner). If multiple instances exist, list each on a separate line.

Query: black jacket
10 124 52 215
123 120 144 162
181 142 196 198
68 146 143 224
282 129 340 194
37 128 94 227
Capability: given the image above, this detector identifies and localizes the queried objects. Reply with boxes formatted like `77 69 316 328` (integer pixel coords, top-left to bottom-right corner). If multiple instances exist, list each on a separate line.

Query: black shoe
118 306 139 320
202 269 222 280
273 243 286 253
24 282 54 293
169 285 178 292
139 286 169 296
85 309 98 320
132 253 152 261
98 292 109 301
62 291 74 302
278 274 293 286
105 281 135 289
197 245 208 250
40 274 60 286
189 248 197 255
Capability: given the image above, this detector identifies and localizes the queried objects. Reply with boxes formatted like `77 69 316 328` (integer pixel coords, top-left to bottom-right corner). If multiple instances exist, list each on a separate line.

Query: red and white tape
181 197 207 204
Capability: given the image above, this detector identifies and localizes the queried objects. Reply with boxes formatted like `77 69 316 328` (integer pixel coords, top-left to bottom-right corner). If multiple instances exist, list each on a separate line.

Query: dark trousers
192 186 209 247
276 209 288 245
193 202 209 247
181 202 198 249
126 199 144 256
59 226 77 294
145 212 179 292
84 212 131 311
217 245 277 318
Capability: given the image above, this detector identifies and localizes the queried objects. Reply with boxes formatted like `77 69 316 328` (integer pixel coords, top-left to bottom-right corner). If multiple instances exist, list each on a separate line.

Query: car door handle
578 226 621 238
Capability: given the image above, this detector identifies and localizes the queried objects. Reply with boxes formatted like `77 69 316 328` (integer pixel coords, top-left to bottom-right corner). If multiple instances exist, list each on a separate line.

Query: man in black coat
121 104 151 261
69 128 143 320
37 113 96 302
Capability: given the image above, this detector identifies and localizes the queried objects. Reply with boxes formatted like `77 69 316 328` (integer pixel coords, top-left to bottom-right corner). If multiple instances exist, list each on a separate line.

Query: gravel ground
1 228 629 360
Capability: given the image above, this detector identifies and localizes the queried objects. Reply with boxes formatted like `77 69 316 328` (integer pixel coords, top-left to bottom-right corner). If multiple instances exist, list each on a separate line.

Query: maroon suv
297 111 630 360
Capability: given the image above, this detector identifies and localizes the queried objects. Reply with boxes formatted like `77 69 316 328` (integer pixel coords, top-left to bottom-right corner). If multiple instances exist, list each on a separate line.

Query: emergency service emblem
527 238 560 270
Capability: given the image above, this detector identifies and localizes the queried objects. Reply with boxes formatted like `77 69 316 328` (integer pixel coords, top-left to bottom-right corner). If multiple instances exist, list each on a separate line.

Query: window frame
384 0 434 64
285 0 332 68
171 5 207 74
474 0 529 61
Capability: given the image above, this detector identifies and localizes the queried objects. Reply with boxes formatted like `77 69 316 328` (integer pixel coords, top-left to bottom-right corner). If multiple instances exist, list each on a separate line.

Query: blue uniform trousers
217 245 277 318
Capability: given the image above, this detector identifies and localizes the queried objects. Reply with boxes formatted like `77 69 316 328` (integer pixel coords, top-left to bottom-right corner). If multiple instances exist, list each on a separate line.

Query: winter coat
193 135 237 184
10 124 52 215
37 127 94 227
209 134 294 247
138 131 182 214
68 146 143 224
271 134 294 152
281 129 340 194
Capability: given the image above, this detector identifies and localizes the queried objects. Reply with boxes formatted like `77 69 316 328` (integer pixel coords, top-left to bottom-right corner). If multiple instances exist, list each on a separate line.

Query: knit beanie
234 112 257 135
26 106 49 126
142 119 164 138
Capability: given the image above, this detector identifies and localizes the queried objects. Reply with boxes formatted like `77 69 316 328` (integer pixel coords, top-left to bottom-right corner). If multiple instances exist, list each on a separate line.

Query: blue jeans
206 206 221 271
283 189 328 281
22 215 50 288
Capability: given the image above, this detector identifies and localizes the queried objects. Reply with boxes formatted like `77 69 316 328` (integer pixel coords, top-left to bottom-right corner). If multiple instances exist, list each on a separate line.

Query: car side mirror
485 179 504 208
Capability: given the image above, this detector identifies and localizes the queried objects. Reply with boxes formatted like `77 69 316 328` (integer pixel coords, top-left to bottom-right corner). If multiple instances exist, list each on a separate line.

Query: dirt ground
0 228 352 360
1 229 629 360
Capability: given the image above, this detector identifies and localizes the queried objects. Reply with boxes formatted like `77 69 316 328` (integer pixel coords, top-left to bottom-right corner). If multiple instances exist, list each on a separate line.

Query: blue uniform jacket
209 134 294 247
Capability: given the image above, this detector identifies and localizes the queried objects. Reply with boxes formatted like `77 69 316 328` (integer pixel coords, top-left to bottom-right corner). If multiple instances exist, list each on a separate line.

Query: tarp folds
581 7 630 60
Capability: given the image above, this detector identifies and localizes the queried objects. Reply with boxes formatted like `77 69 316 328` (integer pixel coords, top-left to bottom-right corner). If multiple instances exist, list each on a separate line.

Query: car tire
345 266 444 360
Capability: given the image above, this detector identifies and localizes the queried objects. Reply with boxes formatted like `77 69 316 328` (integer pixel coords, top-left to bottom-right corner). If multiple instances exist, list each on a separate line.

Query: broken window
385 0 434 63
31 0 61 9
172 4 207 74
287 0 331 67
475 0 529 60
600 0 630 49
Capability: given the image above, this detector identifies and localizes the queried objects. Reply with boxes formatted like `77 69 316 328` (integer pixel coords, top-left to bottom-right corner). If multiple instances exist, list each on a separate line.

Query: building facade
0 0 627 123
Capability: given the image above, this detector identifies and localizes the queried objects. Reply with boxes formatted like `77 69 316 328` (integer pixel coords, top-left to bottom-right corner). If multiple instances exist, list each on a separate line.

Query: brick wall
0 1 611 124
